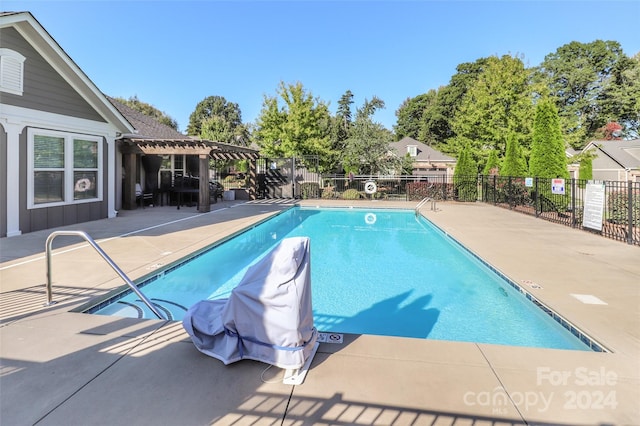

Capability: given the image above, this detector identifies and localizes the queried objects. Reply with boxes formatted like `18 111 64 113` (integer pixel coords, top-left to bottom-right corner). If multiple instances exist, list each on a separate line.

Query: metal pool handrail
45 230 165 320
415 197 436 214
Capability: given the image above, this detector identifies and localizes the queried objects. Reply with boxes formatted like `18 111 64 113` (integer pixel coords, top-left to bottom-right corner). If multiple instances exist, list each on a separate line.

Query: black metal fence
318 175 455 201
311 173 640 246
254 156 639 246
478 176 639 246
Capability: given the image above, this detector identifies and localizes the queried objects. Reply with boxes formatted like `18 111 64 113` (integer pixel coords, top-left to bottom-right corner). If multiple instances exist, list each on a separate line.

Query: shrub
321 188 337 199
341 188 361 200
406 182 453 201
495 178 531 206
299 182 320 199
454 175 478 202
608 190 640 226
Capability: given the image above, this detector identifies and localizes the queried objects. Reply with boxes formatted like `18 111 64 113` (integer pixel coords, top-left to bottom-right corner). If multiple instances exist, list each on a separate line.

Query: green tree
453 143 478 201
579 155 593 181
419 59 490 148
187 96 248 145
327 90 355 172
114 96 178 130
254 82 333 171
482 149 500 175
335 90 354 142
500 132 528 177
535 40 636 147
199 115 250 146
394 92 433 140
341 97 396 174
448 54 535 169
401 153 415 175
529 98 569 178
454 143 478 176
601 52 640 138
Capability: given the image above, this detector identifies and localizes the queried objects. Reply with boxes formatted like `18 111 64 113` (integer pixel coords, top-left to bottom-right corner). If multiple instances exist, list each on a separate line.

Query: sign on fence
582 182 605 231
551 178 565 195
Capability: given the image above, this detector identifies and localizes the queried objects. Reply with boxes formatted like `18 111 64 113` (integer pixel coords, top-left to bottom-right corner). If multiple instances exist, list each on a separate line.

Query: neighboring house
389 136 456 177
565 147 580 179
0 11 133 237
581 139 640 182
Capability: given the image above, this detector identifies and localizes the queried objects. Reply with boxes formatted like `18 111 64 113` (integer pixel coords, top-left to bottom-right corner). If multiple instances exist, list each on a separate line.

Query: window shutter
0 49 25 95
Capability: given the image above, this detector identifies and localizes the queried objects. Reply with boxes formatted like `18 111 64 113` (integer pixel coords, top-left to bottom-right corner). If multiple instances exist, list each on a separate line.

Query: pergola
119 136 260 212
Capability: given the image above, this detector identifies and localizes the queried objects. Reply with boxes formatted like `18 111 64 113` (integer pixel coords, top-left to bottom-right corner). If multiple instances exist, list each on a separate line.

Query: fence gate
257 156 320 199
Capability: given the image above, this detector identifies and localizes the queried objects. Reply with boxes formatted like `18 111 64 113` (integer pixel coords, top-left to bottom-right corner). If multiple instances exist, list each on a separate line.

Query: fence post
492 175 497 205
533 176 540 217
571 178 577 228
628 181 634 245
442 175 447 200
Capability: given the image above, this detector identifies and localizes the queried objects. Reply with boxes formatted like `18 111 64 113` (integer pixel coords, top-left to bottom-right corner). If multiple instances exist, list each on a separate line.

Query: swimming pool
88 207 600 351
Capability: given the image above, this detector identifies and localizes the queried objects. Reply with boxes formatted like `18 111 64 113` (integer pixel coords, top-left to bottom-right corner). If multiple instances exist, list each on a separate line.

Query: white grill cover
182 237 317 369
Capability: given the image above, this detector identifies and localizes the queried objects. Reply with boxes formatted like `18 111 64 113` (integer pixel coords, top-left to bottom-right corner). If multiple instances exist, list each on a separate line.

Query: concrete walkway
1 200 638 425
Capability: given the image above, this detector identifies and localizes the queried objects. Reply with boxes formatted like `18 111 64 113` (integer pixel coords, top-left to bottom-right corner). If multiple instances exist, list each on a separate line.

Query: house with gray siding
0 12 133 237
389 136 456 177
581 139 640 182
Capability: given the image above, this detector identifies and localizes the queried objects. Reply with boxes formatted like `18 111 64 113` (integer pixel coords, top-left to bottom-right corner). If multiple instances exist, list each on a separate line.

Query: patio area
1 200 638 425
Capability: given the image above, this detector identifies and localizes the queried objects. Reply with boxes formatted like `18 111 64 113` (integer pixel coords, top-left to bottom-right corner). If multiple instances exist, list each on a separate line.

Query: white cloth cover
182 237 317 370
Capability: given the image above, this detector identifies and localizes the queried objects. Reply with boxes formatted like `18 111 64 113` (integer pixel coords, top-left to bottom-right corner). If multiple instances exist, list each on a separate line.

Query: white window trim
27 128 103 209
407 145 418 157
0 48 25 96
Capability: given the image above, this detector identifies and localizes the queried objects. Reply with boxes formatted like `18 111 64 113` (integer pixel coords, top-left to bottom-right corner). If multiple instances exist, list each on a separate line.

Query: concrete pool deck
0 200 638 425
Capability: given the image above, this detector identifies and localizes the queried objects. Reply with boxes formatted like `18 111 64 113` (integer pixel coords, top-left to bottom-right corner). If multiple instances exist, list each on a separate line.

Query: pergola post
122 152 137 210
249 158 257 200
198 154 210 213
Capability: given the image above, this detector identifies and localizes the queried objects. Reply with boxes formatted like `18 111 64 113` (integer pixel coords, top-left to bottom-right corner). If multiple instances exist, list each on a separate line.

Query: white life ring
365 213 377 225
364 181 377 194
74 178 92 192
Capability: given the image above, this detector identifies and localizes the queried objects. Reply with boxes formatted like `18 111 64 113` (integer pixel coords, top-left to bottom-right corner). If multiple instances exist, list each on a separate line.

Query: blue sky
5 1 640 132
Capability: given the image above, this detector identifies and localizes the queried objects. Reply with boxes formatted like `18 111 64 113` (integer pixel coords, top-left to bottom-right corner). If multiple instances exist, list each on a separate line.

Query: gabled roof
108 97 187 140
108 97 259 159
389 137 456 162
583 139 640 170
0 11 133 133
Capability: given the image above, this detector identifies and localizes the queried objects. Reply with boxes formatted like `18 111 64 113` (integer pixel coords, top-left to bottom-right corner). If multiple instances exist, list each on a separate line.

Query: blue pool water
92 207 595 351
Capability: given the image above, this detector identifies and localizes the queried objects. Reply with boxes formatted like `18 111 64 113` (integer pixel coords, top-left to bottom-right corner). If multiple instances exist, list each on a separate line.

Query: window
73 139 99 200
407 145 417 157
28 129 102 208
0 48 25 96
33 135 65 204
159 154 187 185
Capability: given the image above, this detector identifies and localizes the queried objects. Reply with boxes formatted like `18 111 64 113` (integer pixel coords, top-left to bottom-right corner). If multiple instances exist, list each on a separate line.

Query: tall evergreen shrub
454 143 478 201
529 98 571 211
501 132 527 177
483 150 500 175
529 98 569 179
579 156 593 181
